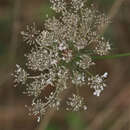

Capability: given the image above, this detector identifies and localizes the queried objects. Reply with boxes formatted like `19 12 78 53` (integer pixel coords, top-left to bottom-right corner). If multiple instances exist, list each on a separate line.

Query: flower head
21 23 40 45
66 94 87 111
88 72 108 96
14 0 111 121
14 64 28 84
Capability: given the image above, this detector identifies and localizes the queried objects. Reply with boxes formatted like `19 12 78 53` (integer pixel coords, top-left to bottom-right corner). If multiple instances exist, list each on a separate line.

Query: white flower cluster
14 0 111 122
14 64 28 85
66 94 87 111
88 72 108 96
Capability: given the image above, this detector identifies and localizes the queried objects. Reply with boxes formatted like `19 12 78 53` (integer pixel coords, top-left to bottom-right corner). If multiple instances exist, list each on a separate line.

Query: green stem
92 53 130 60
76 85 79 95
86 70 93 77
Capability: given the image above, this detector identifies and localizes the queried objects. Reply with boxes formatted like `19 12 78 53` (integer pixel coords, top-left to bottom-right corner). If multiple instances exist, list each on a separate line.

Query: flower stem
92 53 130 60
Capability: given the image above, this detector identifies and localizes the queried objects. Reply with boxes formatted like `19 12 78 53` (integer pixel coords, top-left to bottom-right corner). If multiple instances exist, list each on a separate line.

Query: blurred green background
0 0 130 130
